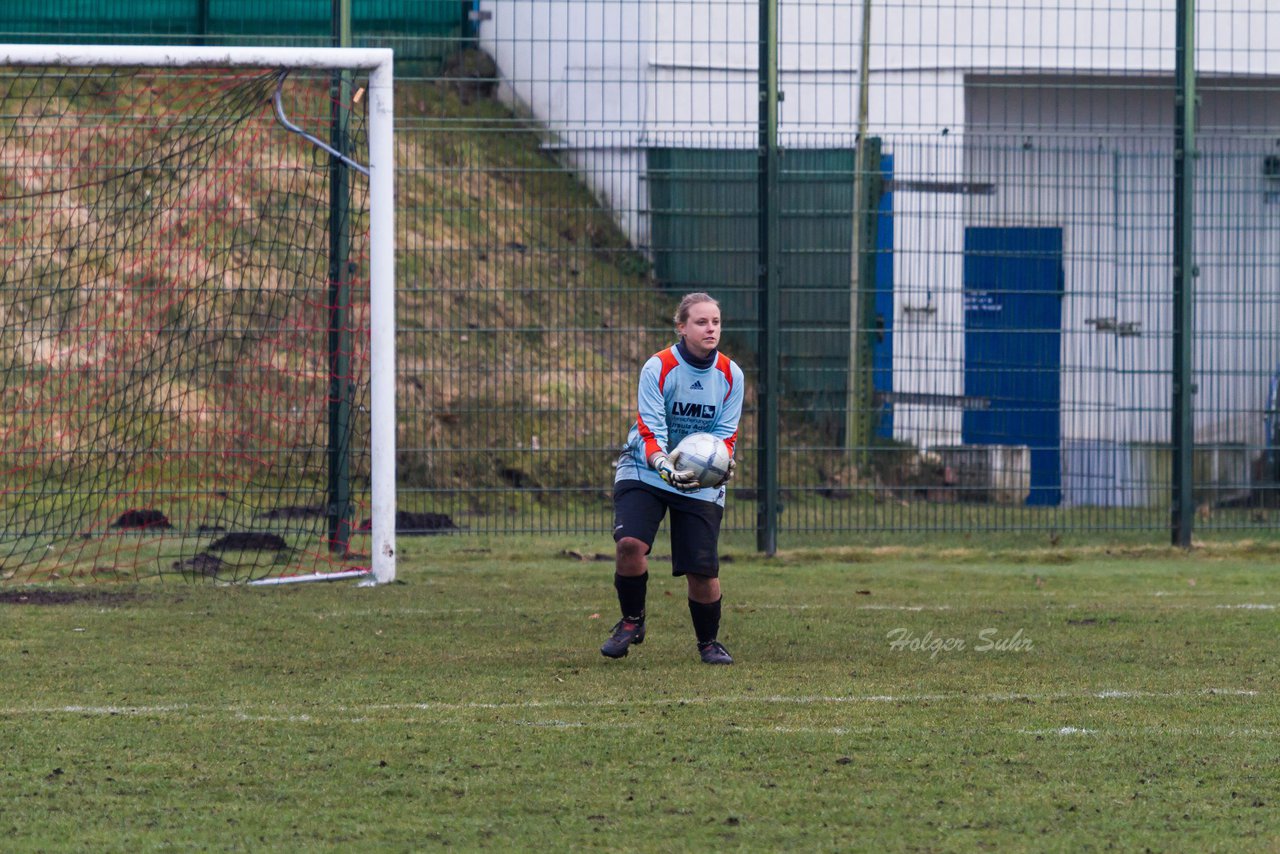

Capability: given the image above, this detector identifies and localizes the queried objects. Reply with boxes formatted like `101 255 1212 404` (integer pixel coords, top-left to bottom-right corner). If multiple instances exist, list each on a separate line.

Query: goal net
0 46 396 585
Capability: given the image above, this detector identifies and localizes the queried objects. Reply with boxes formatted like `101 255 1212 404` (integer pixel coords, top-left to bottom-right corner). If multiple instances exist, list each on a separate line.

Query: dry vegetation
392 74 677 498
0 60 684 548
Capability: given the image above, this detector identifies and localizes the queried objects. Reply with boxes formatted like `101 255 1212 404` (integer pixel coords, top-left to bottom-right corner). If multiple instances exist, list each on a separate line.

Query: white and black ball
670 432 731 488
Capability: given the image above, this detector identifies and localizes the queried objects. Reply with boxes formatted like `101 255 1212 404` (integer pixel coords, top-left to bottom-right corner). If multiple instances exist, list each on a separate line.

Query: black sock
688 597 722 645
615 572 648 622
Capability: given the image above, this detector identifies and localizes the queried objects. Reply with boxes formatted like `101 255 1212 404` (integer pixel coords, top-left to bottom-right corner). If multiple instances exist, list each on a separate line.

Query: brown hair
673 292 720 332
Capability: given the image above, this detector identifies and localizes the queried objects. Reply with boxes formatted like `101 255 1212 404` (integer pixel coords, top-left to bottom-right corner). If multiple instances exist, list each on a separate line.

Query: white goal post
0 44 397 584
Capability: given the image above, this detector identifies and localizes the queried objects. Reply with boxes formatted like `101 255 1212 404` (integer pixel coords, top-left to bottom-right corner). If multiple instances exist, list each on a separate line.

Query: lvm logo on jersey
672 401 717 419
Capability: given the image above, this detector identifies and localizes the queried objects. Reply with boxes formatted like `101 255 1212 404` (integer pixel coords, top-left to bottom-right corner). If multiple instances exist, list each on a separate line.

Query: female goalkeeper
602 292 744 665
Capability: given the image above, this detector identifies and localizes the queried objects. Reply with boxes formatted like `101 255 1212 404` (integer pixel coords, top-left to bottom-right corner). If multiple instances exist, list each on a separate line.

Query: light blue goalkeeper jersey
615 343 744 505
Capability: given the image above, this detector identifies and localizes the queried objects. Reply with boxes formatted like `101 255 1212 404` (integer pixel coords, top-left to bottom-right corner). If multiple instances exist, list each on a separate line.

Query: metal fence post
757 0 780 555
845 0 874 462
328 0 354 552
848 137 882 466
1172 0 1196 547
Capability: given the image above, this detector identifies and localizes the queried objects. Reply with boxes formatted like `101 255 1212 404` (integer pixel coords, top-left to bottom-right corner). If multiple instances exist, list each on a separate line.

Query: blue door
962 227 1063 506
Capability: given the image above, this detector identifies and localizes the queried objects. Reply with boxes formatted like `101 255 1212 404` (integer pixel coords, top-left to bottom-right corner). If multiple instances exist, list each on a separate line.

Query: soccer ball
671 432 731 488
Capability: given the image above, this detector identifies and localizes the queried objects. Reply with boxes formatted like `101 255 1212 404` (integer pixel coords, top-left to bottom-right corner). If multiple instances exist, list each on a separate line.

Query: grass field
2 534 1278 851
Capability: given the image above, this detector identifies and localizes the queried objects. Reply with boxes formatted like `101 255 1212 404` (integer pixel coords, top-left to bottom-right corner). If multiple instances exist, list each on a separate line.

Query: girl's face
678 301 721 359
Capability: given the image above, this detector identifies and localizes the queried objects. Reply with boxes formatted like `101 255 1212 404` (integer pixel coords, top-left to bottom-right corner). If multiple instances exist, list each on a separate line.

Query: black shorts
612 479 724 578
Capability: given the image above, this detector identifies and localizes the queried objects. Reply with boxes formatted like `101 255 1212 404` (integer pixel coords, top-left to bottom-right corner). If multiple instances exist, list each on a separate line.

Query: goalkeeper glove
650 453 700 493
723 456 737 484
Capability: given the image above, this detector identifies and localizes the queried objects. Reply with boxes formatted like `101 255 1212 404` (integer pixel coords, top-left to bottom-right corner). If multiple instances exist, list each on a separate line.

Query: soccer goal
0 45 395 585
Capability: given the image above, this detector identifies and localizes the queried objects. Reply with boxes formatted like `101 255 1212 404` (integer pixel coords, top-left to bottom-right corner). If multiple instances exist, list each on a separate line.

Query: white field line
33 704 190 715
1017 726 1280 738
1023 726 1099 735
78 601 1277 620
0 688 1261 720
10 705 1275 738
313 601 1270 617
309 604 956 616
513 722 1280 738
857 604 953 611
308 602 1265 618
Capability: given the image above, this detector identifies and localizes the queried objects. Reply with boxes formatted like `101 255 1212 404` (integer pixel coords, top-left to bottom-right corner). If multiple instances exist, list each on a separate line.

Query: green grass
3 537 1279 851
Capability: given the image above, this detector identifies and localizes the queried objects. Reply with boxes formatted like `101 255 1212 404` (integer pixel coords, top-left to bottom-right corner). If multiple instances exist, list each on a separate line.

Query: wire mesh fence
4 2 1280 547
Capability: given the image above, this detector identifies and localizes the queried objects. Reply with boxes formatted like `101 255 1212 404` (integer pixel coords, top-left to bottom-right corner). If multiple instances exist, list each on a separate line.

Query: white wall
871 73 968 450
479 0 1280 141
476 0 1280 258
478 0 868 248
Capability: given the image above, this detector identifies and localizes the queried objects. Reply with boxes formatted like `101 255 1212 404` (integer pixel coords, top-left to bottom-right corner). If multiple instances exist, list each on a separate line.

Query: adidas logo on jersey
690 380 704 390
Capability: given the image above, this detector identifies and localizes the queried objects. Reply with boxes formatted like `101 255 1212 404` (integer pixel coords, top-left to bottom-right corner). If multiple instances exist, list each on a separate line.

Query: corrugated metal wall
648 147 892 439
957 78 1280 509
